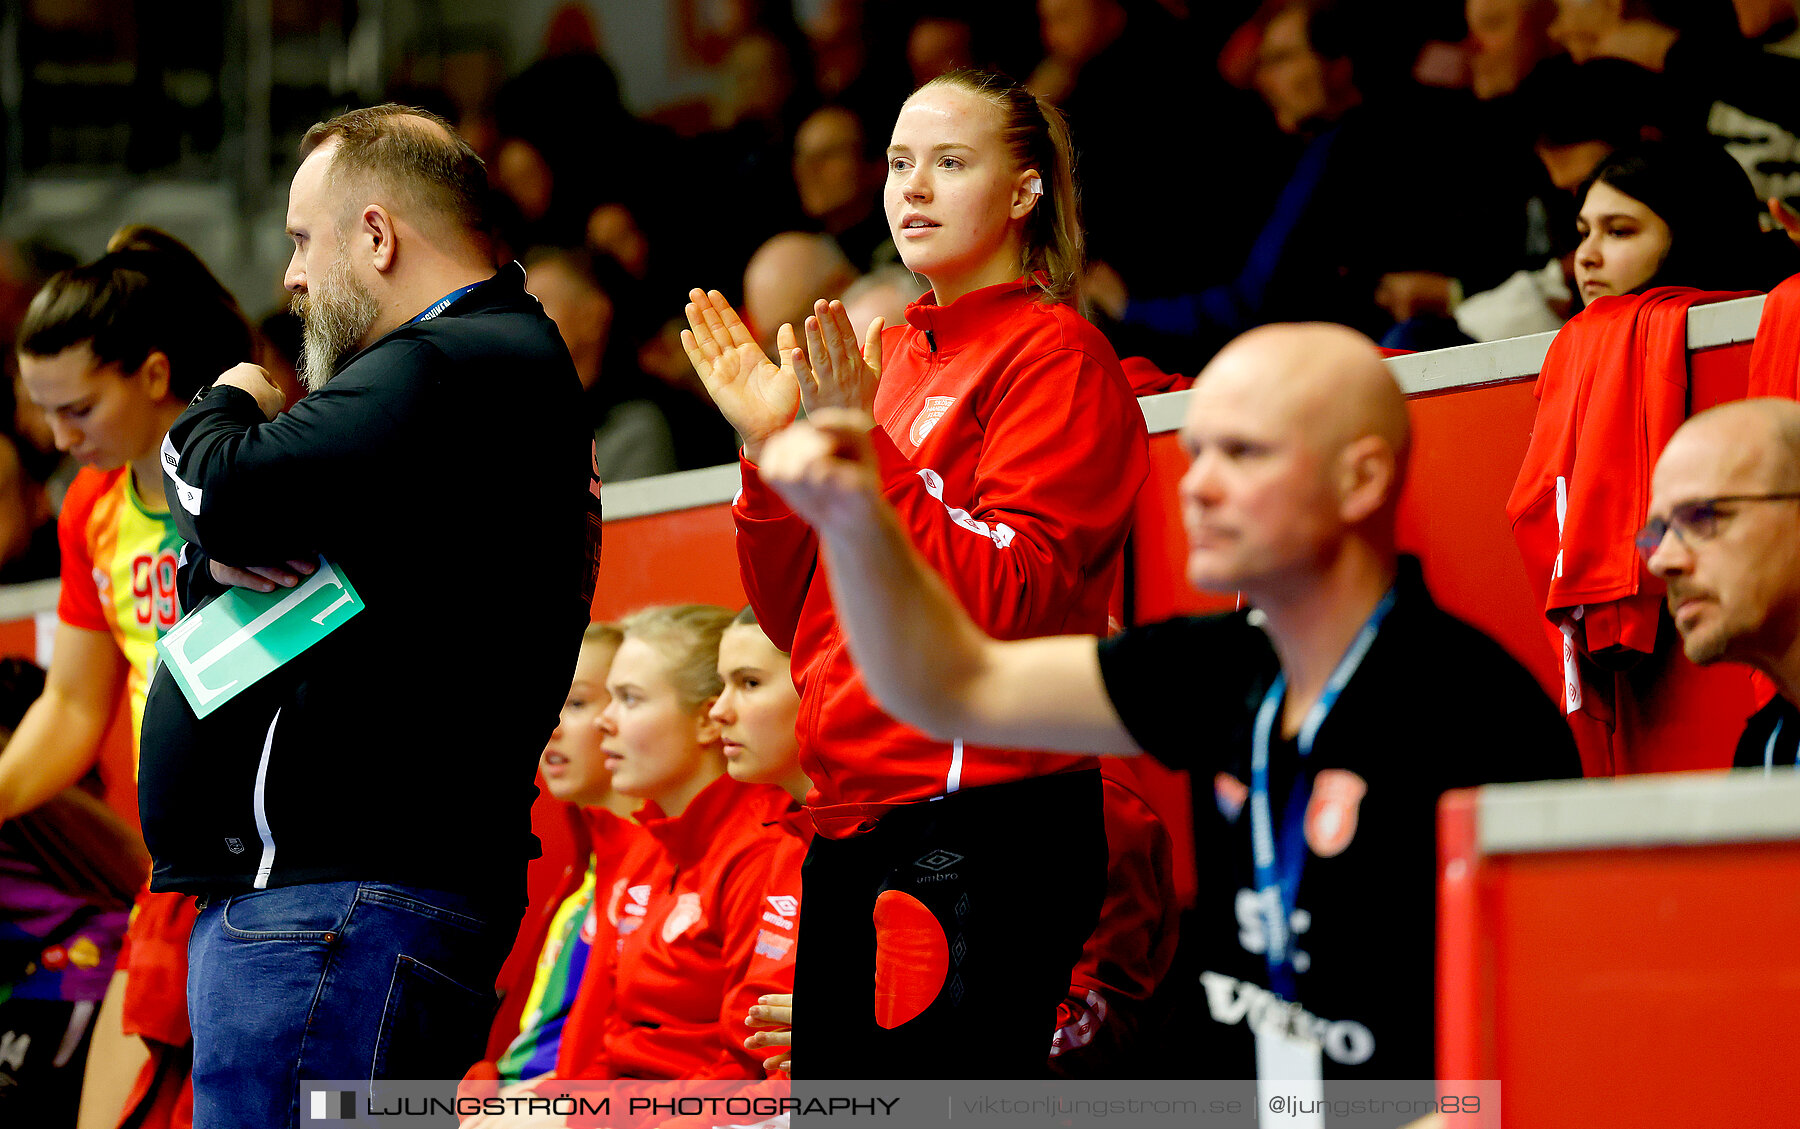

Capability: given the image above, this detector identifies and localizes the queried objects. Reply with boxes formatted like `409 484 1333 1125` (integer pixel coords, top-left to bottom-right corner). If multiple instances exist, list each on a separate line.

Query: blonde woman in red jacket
682 68 1149 1077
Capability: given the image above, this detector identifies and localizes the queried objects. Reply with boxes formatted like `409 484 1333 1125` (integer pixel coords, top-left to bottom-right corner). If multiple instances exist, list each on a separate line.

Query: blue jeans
187 881 521 1129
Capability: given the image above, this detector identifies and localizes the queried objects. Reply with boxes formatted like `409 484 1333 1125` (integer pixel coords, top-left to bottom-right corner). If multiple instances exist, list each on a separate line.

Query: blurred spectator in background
1467 0 1562 98
741 233 858 359
0 240 77 583
1042 0 1281 313
801 0 869 101
526 247 681 483
1550 0 1800 207
792 104 896 272
1445 56 1682 341
587 203 655 284
0 376 59 585
637 317 750 470
1088 0 1526 369
798 0 909 116
1362 0 1566 345
694 7 817 280
1526 57 1688 193
490 54 632 250
839 264 929 342
1027 0 1131 104
904 14 977 86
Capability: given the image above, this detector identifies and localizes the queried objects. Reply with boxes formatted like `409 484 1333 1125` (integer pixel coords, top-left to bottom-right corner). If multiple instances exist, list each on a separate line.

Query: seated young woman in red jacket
478 622 646 1084
553 605 798 1081
681 66 1149 1078
711 607 808 1076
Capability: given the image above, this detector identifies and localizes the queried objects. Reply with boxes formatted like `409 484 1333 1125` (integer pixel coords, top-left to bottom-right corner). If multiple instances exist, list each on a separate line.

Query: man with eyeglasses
1642 397 1800 772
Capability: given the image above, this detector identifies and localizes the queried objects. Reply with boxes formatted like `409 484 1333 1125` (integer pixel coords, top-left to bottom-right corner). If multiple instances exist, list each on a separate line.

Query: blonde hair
917 68 1084 306
583 620 624 650
617 605 734 710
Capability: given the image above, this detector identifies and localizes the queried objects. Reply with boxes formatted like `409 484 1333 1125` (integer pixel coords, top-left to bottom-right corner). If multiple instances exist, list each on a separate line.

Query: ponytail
18 225 254 400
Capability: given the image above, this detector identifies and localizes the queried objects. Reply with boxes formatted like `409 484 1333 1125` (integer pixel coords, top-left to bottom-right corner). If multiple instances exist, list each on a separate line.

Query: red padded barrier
1439 783 1800 1129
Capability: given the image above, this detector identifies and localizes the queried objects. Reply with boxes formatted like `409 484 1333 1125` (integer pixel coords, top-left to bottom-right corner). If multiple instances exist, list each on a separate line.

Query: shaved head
1178 323 1409 599
1200 321 1410 476
1666 398 1800 489
743 232 857 354
1648 397 1800 678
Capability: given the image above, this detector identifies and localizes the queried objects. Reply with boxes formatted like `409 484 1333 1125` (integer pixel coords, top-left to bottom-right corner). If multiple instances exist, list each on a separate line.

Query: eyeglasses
1634 493 1800 562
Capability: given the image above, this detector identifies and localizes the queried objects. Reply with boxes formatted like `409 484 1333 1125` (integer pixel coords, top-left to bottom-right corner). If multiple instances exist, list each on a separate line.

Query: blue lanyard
1764 717 1796 775
409 280 483 325
1249 586 1396 999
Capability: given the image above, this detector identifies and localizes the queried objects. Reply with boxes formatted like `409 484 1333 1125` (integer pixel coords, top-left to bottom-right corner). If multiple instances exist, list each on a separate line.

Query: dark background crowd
2 0 1799 579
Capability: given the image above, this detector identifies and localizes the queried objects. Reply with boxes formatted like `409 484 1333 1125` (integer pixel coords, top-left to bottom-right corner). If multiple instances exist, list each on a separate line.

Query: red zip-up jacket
1050 766 1179 1075
744 806 812 1007
483 805 645 1064
1507 287 1757 775
734 279 1150 836
1509 288 1753 670
1749 272 1800 399
556 774 799 1080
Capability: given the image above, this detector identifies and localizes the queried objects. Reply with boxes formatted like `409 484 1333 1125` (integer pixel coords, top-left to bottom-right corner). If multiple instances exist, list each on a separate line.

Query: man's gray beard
293 256 379 392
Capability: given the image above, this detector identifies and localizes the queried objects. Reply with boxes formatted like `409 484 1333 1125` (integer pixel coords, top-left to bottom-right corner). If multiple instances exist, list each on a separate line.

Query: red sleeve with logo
862 350 1147 641
707 833 801 1079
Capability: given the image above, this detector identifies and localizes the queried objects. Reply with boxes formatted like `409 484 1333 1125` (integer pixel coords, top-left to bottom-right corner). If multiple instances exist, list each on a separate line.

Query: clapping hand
681 289 803 463
797 300 882 415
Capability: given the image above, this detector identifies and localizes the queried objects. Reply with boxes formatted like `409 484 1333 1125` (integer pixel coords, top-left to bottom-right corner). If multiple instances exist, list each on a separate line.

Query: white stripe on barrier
0 297 1773 628
603 294 1771 522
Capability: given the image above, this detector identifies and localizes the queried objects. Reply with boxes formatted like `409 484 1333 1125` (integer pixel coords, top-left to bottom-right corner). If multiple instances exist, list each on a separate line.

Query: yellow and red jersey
56 465 183 762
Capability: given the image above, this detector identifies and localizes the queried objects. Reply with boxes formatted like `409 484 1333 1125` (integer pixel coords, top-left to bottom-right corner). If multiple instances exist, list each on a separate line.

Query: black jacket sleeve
174 542 229 611
160 339 438 563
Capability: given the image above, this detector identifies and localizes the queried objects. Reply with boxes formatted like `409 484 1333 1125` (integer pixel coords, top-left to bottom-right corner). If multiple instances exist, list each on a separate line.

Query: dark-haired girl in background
0 225 254 1129
1573 138 1800 303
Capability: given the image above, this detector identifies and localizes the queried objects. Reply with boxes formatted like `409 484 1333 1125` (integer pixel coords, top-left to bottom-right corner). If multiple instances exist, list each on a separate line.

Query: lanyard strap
1249 586 1396 999
409 280 483 325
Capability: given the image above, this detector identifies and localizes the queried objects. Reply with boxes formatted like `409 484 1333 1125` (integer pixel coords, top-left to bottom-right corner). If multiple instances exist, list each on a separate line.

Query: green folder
156 556 364 718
